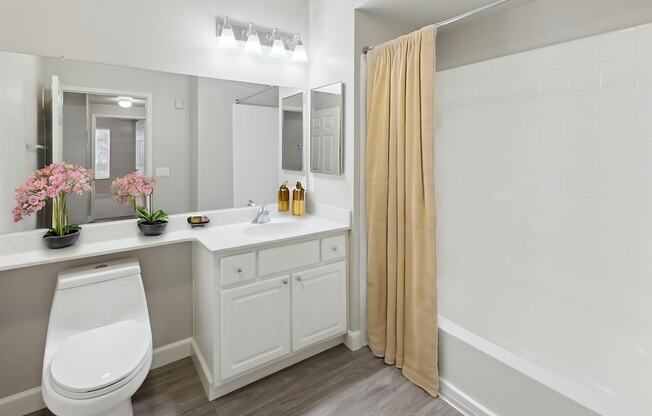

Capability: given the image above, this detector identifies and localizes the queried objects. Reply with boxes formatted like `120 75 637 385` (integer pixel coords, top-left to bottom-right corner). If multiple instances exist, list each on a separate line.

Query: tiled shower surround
436 22 652 331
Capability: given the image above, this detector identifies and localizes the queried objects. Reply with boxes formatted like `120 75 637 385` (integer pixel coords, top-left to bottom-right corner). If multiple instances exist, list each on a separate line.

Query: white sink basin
241 220 307 236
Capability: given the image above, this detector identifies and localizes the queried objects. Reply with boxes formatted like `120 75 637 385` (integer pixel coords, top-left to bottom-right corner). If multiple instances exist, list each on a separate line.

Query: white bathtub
437 276 652 416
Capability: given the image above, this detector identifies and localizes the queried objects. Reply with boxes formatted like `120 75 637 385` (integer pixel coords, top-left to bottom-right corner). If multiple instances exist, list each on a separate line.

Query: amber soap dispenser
278 181 290 212
291 181 305 216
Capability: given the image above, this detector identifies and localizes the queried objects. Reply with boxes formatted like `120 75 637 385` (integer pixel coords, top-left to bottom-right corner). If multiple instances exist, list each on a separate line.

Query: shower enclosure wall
435 22 652 416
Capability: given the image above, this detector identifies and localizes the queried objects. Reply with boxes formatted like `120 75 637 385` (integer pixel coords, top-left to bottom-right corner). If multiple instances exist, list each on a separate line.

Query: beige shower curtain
366 25 438 396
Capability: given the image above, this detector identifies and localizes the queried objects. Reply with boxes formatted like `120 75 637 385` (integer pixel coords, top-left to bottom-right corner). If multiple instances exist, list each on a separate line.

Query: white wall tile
539 36 599 70
600 55 638 88
600 85 639 116
566 63 600 92
599 27 637 60
639 84 652 114
637 23 652 85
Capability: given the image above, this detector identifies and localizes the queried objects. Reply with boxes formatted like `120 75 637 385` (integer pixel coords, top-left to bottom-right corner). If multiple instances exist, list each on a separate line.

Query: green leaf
151 210 169 223
136 206 151 222
65 224 81 233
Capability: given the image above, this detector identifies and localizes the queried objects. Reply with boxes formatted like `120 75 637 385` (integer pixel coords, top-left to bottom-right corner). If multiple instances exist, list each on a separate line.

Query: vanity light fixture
270 28 287 58
291 34 308 62
244 23 262 54
117 97 133 108
217 16 238 50
215 16 308 61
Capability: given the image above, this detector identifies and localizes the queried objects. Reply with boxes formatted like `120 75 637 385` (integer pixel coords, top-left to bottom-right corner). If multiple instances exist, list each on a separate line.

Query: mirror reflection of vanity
0 49 307 235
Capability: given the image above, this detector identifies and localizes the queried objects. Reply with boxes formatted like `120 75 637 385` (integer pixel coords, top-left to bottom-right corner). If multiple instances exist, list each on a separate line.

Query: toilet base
101 399 133 416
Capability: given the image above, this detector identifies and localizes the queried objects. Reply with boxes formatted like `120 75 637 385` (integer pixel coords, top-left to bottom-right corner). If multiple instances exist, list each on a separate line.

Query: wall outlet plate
155 167 170 177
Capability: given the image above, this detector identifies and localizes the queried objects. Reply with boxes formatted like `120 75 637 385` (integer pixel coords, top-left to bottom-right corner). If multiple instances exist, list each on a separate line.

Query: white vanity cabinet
192 231 348 400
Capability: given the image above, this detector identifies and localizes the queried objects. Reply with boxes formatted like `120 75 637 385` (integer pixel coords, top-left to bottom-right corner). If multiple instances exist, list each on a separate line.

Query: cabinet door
292 262 347 351
220 276 291 380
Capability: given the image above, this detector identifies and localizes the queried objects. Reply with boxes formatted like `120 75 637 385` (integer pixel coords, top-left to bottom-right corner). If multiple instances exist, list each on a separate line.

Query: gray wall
95 117 137 195
437 0 652 69
282 111 303 171
0 243 192 399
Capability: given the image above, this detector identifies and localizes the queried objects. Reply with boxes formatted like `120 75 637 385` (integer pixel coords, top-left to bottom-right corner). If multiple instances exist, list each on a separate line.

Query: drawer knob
331 246 338 252
236 267 243 273
296 276 302 282
282 278 289 285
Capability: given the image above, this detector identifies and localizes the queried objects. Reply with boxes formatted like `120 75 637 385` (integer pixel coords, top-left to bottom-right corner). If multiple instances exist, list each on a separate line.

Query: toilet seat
50 319 151 399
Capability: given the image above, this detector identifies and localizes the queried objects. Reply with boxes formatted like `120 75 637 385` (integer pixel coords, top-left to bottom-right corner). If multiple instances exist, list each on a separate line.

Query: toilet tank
49 259 150 333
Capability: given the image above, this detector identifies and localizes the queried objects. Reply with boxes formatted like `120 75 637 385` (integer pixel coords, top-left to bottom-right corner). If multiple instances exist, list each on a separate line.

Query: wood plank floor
30 345 461 416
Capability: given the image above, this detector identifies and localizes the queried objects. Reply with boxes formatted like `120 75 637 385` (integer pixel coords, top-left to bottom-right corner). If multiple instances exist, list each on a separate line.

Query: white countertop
0 205 350 272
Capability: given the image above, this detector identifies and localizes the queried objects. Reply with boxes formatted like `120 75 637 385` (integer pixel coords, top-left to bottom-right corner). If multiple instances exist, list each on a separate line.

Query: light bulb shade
117 97 133 108
292 43 308 62
218 27 238 50
244 33 262 54
270 39 287 58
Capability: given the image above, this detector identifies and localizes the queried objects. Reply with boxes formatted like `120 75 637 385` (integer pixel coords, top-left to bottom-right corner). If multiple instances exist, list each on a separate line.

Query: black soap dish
187 215 210 228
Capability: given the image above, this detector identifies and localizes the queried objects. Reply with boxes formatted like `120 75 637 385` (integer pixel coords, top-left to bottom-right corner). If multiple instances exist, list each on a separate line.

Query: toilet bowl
42 259 152 416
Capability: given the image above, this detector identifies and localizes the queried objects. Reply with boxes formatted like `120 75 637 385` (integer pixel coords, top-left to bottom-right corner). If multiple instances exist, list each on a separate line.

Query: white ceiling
358 0 526 31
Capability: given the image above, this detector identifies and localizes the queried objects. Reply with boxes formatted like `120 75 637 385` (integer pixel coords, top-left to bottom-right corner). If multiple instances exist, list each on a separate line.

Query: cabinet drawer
220 252 256 285
258 240 319 276
321 234 346 261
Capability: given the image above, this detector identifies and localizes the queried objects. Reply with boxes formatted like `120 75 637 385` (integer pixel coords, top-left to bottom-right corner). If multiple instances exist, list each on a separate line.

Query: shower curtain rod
234 85 276 104
361 0 511 54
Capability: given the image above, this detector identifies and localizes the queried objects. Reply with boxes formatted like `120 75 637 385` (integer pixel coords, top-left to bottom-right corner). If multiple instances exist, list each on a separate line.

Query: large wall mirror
281 92 304 172
0 49 304 235
310 82 343 175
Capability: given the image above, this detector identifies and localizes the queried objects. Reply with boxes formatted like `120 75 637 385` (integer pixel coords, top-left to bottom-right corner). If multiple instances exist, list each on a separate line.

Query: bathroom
0 0 650 415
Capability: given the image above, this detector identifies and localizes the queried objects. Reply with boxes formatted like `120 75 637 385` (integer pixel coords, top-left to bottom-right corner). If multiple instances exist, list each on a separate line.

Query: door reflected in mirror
281 92 304 172
310 82 343 175
61 90 150 225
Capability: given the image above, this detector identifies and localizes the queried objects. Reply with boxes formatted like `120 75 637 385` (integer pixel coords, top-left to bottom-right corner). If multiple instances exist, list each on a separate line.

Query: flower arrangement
13 162 93 240
111 172 168 231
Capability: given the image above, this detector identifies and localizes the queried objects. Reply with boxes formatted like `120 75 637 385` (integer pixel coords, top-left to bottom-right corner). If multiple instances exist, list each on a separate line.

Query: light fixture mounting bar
216 16 300 50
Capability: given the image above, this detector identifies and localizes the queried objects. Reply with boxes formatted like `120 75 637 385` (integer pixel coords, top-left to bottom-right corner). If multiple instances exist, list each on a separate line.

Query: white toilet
42 259 152 416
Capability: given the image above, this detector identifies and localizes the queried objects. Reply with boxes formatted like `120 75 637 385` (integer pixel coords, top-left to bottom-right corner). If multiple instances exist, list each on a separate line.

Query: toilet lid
50 319 150 394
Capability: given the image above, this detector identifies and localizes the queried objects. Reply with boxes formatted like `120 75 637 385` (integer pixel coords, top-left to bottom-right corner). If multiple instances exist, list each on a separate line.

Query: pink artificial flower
111 172 157 205
12 162 94 223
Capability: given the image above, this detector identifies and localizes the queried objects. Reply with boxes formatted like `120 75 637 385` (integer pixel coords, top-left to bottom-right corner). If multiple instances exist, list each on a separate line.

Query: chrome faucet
251 205 271 224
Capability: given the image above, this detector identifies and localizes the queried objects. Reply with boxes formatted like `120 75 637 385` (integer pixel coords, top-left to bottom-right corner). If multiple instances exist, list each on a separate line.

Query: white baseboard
0 387 44 416
190 338 213 400
0 338 193 416
151 337 192 369
343 330 366 351
439 377 498 416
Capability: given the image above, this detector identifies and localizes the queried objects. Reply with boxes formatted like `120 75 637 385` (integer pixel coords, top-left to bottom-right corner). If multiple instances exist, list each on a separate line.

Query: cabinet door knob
296 276 302 282
282 278 289 285
331 246 338 252
236 267 243 273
